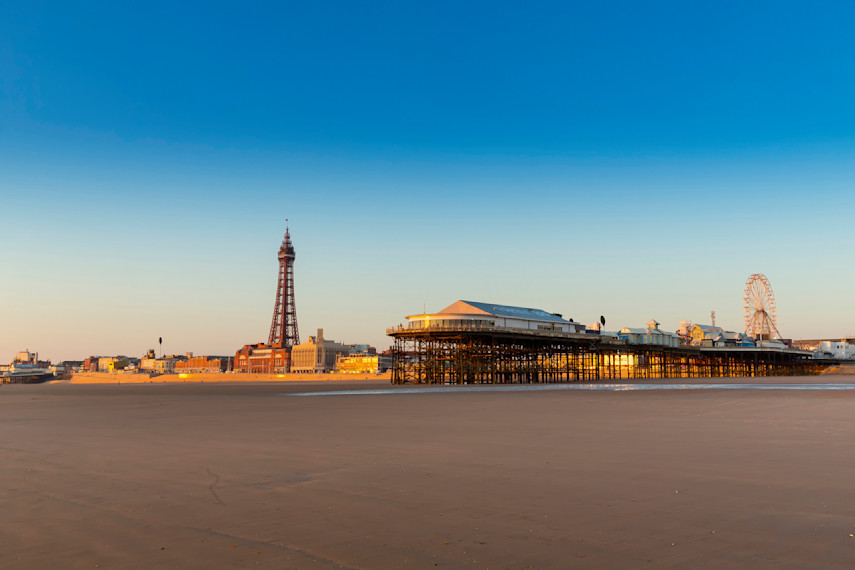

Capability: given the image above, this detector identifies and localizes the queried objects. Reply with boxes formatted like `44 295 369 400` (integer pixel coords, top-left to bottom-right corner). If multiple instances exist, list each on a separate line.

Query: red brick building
83 356 98 372
234 342 291 373
175 356 230 374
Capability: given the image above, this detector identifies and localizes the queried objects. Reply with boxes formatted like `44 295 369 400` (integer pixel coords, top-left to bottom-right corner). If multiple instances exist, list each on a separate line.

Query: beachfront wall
387 325 826 385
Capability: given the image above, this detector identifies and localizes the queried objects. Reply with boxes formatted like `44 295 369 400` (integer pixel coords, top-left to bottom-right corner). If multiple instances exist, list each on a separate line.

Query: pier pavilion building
401 300 586 334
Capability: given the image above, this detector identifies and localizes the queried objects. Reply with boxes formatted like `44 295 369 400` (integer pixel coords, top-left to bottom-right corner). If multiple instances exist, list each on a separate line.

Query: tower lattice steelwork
268 224 299 347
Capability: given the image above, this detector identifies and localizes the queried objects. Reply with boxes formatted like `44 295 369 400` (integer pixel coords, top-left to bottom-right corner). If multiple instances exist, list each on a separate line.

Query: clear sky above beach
2 1 854 361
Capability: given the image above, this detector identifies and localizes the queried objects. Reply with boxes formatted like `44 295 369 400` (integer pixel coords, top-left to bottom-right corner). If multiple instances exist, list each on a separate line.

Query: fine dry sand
2 377 855 569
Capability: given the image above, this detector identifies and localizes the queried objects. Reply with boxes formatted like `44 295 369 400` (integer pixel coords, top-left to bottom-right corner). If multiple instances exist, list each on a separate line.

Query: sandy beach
2 377 855 568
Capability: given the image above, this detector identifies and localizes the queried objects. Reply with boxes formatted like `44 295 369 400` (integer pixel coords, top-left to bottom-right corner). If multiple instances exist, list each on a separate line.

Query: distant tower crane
268 222 300 347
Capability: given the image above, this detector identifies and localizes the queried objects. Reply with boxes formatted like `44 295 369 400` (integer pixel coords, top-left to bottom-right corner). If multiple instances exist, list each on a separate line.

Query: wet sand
2 377 855 569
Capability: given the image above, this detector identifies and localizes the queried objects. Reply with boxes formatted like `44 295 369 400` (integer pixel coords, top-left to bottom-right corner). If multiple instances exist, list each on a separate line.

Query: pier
387 324 827 384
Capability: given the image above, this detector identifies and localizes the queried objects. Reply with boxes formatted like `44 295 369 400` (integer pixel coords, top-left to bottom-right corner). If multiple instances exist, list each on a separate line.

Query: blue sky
2 1 854 361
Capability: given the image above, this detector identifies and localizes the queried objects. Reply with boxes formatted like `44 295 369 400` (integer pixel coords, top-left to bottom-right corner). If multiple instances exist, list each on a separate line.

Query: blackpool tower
268 223 299 347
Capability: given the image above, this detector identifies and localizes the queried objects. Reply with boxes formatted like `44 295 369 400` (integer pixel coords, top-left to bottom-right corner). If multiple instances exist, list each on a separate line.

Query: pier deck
387 324 826 384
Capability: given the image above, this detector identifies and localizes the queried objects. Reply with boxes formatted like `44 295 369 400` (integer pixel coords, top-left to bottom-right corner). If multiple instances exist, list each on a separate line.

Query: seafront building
174 354 231 373
336 352 393 374
139 354 183 374
60 360 83 373
815 341 855 360
792 337 855 353
14 350 39 365
96 356 137 372
234 342 290 373
290 329 349 373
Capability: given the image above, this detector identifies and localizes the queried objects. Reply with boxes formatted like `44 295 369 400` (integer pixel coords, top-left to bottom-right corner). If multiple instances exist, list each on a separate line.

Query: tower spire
268 224 299 347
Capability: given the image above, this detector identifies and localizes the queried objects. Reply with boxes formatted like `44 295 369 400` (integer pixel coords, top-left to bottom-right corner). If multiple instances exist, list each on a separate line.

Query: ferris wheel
743 273 781 340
